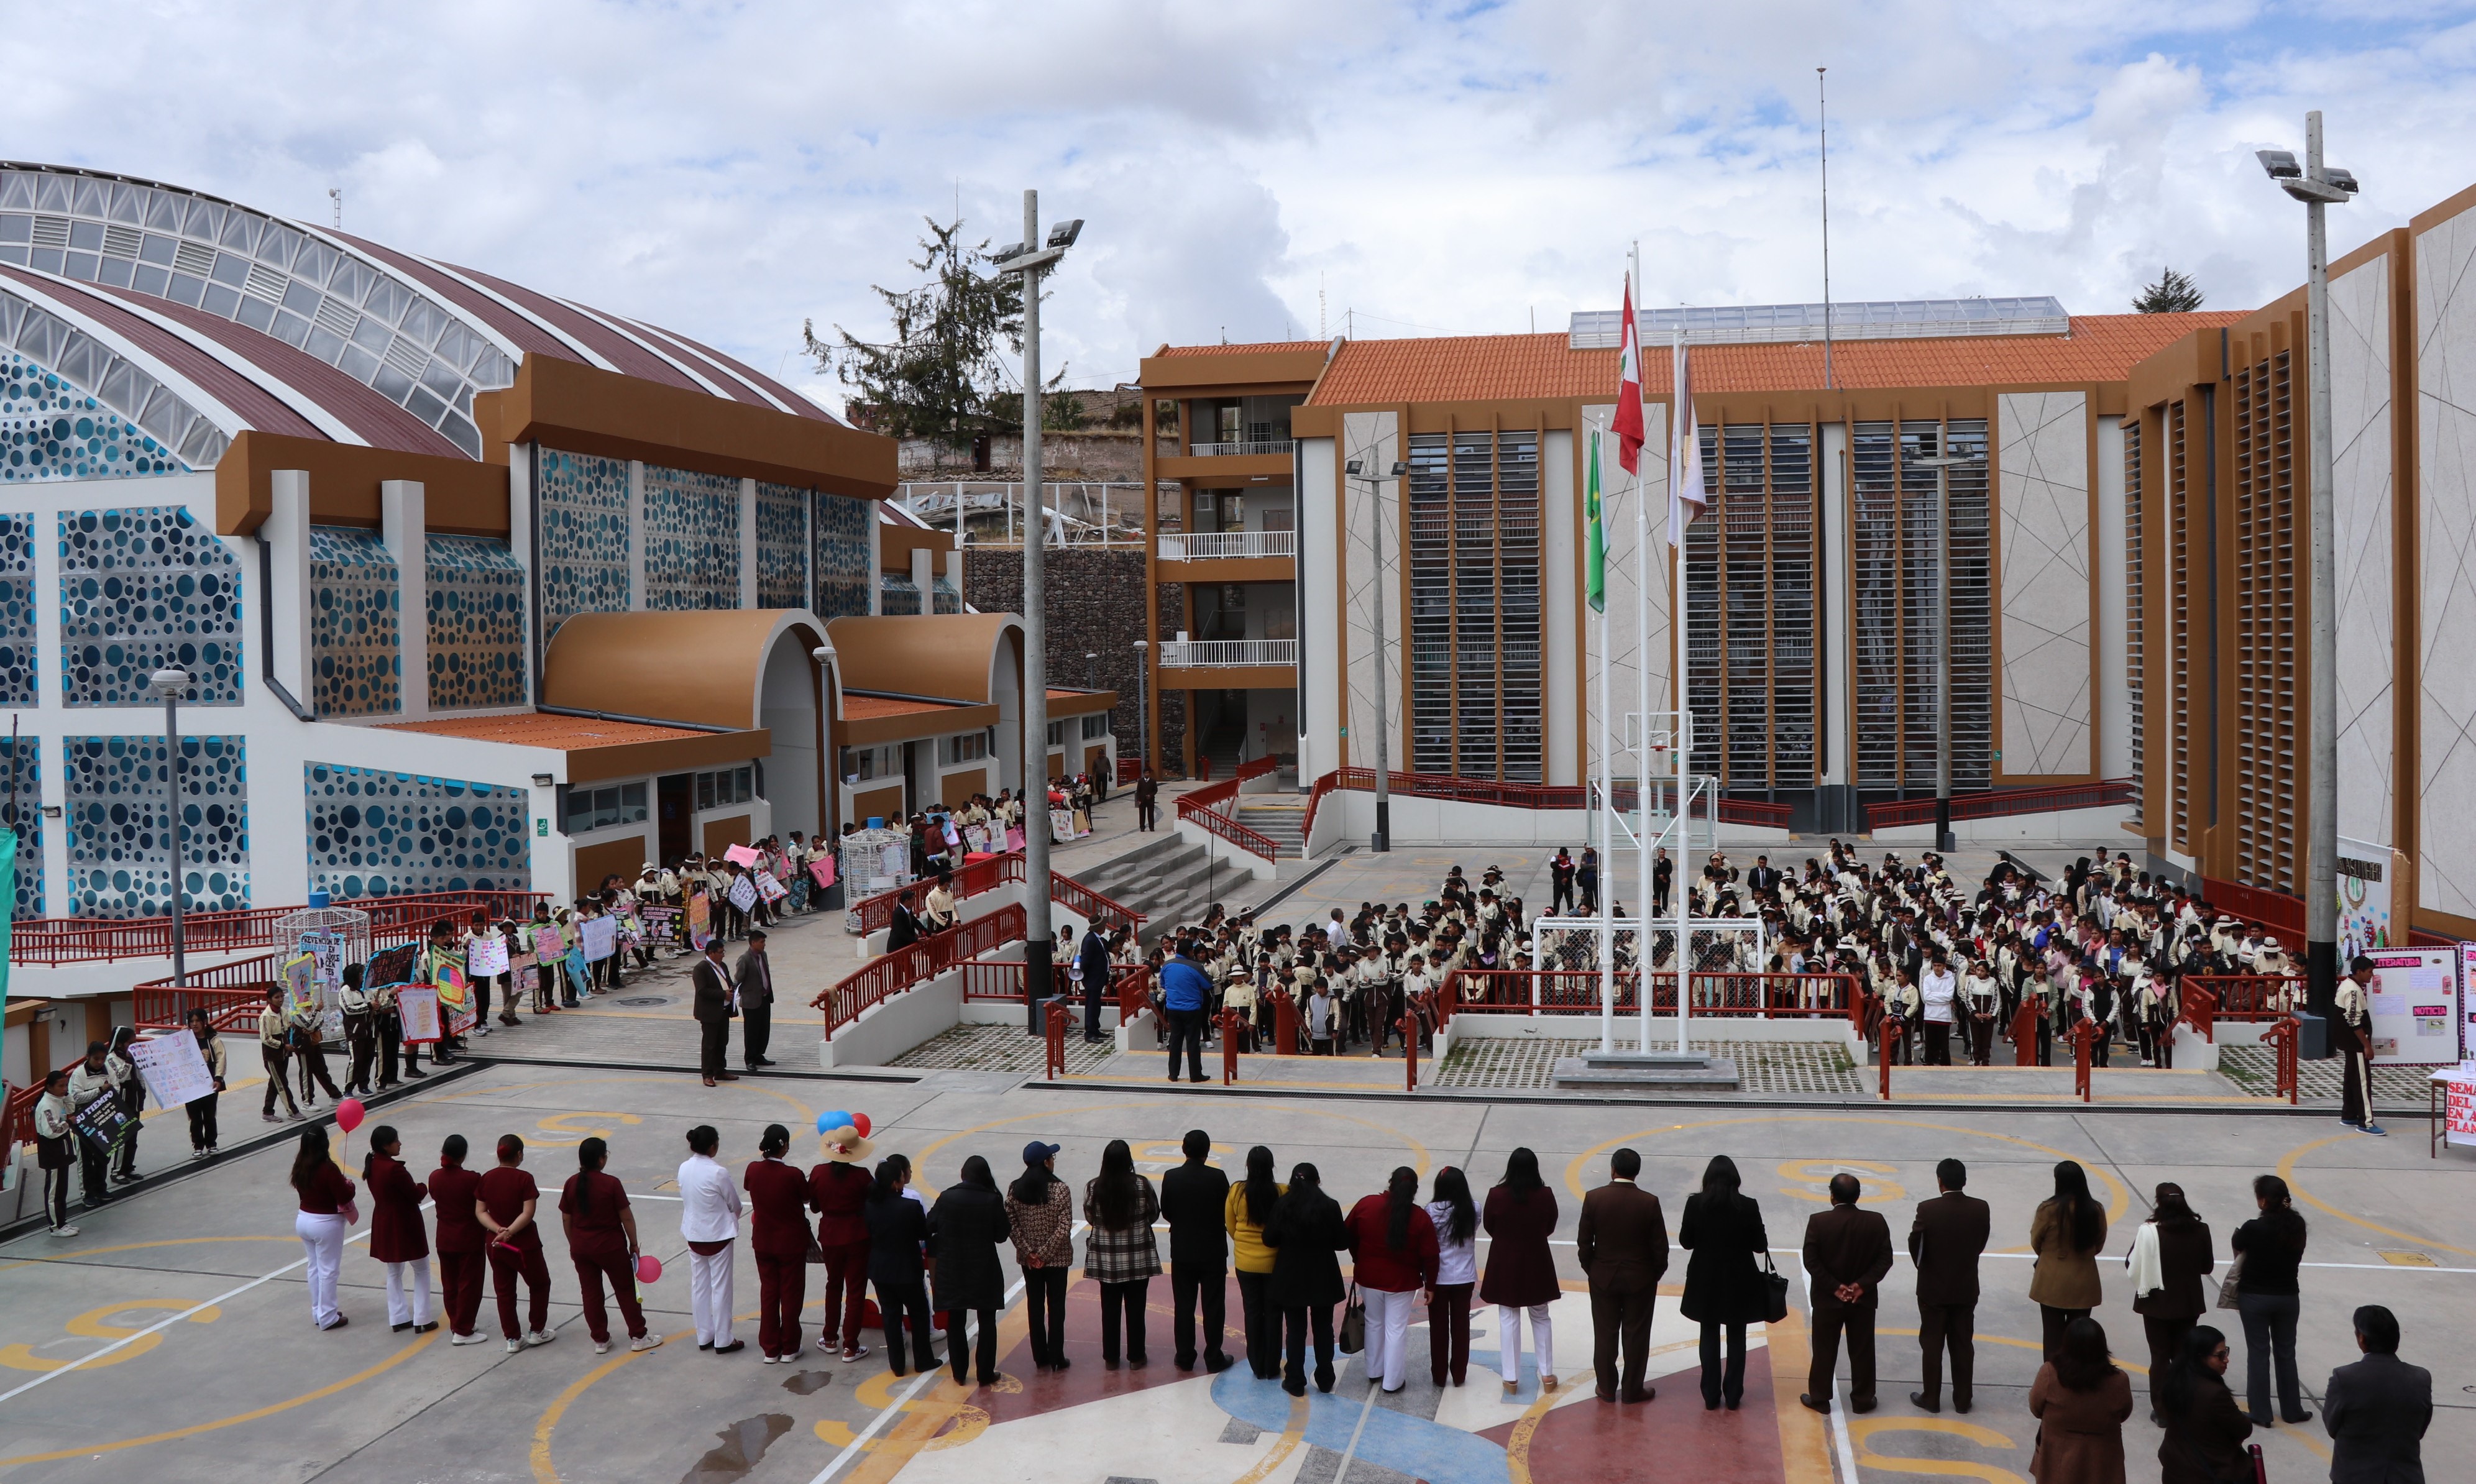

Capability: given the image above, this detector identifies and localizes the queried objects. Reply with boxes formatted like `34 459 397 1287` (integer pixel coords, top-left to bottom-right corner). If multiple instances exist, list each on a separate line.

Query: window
1684 422 1817 792
688 767 755 812
938 731 988 766
1081 715 1109 740
880 573 923 615
562 781 650 835
1405 428 1543 781
1850 419 1991 792
1046 721 1065 747
838 744 898 784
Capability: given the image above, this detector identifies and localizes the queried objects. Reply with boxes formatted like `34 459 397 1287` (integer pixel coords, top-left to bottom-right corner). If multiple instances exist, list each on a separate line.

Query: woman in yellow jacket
1223 1145 1285 1379
2029 1160 2109 1360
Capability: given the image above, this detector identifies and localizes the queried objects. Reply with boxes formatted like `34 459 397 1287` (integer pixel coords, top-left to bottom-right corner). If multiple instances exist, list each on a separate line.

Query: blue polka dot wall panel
2 345 195 485
2 735 41 919
57 505 243 707
812 492 871 621
535 447 630 643
756 482 809 609
308 525 400 718
0 510 35 704
642 463 740 610
65 733 247 918
426 534 526 710
304 763 531 900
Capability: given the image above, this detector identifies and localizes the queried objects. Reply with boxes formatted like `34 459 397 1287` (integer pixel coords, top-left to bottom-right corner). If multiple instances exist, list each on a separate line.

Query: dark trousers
1171 1265 1227 1365
440 1250 486 1335
743 1005 772 1066
944 1306 997 1383
699 1017 730 1078
876 1278 937 1373
472 975 495 1027
1023 1266 1070 1366
2039 1303 2091 1361
185 1094 218 1151
1083 979 1106 1042
1578 878 1598 912
1917 1301 1975 1408
1700 1319 1749 1406
347 1031 378 1092
1237 1270 1280 1378
1137 801 1157 830
295 1040 342 1102
574 1249 648 1343
2142 1312 2194 1410
1968 1015 1994 1065
1165 1009 1206 1079
2236 1291 2305 1422
76 1135 108 1204
1589 1283 1655 1398
39 1148 71 1228
755 1252 805 1357
1428 1281 1472 1385
1809 1304 1877 1404
1281 1303 1336 1393
1098 1277 1149 1362
822 1239 871 1352
1922 1021 1951 1066
488 1243 553 1338
262 1047 300 1115
2339 1042 2372 1125
1550 882 1575 915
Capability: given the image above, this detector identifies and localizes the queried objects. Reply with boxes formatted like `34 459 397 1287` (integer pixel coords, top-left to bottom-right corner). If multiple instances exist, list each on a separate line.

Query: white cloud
8 0 2474 414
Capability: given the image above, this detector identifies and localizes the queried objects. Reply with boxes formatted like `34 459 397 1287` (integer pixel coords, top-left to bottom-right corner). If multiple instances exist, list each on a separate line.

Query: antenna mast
1817 67 1833 390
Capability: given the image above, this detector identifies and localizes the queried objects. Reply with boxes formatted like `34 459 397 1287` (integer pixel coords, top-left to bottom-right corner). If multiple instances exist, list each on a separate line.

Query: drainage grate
615 996 670 1008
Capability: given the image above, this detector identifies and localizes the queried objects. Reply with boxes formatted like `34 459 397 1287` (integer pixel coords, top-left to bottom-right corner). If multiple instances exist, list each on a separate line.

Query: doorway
656 774 692 864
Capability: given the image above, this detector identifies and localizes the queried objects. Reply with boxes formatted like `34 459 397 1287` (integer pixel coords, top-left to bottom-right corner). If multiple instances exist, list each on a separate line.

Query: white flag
1667 337 1704 548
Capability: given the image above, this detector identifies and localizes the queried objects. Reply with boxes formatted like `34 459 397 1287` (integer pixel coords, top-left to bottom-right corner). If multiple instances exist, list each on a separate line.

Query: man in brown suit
1907 1157 1990 1414
1801 1171 1892 1414
1575 1147 1670 1403
690 941 740 1088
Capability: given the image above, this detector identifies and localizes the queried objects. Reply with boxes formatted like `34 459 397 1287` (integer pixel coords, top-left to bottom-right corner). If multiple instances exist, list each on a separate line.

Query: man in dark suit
735 930 775 1069
690 941 738 1088
1575 1147 1671 1403
1907 1157 1991 1414
1134 770 1159 831
2324 1304 2429 1483
1158 1129 1232 1373
1746 855 1782 900
1801 1171 1892 1414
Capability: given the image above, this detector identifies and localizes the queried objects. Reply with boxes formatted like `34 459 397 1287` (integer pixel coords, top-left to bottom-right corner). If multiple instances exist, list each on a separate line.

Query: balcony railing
1157 638 1298 668
1157 529 1296 561
1186 439 1293 457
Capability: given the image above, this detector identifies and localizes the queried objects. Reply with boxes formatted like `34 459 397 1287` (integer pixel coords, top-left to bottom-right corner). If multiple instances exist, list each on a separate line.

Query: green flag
1585 430 1606 613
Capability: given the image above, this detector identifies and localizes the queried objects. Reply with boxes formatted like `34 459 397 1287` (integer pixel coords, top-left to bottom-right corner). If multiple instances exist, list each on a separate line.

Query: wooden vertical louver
2232 352 2301 892
1685 421 1818 792
1404 426 1544 783
2168 400 2192 854
2125 416 2145 815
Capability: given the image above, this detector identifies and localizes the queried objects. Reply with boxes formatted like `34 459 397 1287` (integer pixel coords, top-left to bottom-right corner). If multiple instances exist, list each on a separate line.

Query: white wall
2092 415 2132 781
2331 252 2396 853
1996 390 2093 777
2418 204 2476 922
1296 434 1339 785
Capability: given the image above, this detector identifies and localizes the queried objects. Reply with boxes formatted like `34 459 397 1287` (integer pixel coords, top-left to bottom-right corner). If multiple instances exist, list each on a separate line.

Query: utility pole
1817 66 1833 390
1344 459 1406 850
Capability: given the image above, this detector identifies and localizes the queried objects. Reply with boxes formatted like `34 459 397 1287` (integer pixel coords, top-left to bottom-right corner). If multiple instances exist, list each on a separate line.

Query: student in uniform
339 964 378 1097
362 1125 438 1334
561 1137 657 1355
291 1126 356 1331
34 1070 80 1237
288 988 344 1107
477 1134 555 1353
66 1042 117 1204
104 1027 144 1183
744 1123 813 1363
429 1135 490 1345
184 1007 226 1158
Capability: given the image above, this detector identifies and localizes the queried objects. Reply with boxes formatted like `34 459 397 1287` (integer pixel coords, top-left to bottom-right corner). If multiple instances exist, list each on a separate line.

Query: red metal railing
1234 754 1280 783
12 889 549 966
1440 968 1861 1020
2198 874 2457 952
1176 777 1281 861
1116 963 1150 1025
2262 1017 2300 1104
812 904 1027 1035
134 954 286 1030
2186 974 2301 1026
1117 757 1144 786
1862 779 2134 831
1296 769 1792 841
848 852 1145 938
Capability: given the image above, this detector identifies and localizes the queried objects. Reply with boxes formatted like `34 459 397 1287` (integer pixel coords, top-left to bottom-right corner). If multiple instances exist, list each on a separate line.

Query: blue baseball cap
1022 1140 1061 1165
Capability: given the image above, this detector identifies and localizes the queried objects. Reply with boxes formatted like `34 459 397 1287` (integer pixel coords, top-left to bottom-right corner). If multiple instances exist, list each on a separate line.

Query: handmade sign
728 874 759 914
298 930 345 992
129 1032 217 1107
1005 826 1026 853
396 986 442 1043
434 963 474 1033
70 1094 131 1157
364 942 421 992
642 905 682 946
687 892 712 949
754 870 788 904
725 843 763 868
282 951 319 1014
533 925 568 966
807 856 836 891
467 933 510 977
580 915 617 962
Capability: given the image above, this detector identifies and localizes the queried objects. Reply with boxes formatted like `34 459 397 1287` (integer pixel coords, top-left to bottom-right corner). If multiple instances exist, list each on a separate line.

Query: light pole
1910 450 1983 854
1344 458 1406 851
2258 116 2357 1038
1084 651 1098 692
1132 639 1149 772
991 195 1083 1033
149 666 192 986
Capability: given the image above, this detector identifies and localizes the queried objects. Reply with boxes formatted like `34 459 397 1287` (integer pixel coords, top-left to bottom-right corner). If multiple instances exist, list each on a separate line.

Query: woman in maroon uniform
561 1136 658 1355
808 1120 876 1362
429 1135 488 1343
745 1123 815 1363
478 1133 554 1353
364 1125 436 1333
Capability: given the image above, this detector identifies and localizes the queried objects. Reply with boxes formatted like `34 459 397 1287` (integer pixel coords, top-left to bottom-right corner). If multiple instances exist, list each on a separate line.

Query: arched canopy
544 609 829 730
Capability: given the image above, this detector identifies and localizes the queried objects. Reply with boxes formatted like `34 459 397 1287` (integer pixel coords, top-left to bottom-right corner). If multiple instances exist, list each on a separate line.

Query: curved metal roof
0 162 834 478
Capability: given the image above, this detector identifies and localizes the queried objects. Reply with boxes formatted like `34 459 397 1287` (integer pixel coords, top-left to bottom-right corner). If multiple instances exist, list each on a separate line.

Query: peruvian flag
1613 277 1644 474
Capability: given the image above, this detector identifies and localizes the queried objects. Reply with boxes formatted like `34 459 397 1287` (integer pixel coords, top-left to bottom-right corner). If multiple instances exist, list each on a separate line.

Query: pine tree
2132 267 2204 314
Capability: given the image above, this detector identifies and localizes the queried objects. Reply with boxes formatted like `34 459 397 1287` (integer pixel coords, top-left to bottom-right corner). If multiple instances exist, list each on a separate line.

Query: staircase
1073 835 1234 944
1234 799 1305 859
1199 729 1244 779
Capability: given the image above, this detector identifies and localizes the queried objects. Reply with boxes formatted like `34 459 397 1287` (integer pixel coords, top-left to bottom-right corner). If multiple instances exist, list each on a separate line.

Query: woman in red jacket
429 1135 488 1344
809 1124 876 1362
364 1125 437 1334
1480 1147 1561 1395
746 1123 815 1363
1343 1166 1438 1393
561 1136 656 1355
291 1126 357 1331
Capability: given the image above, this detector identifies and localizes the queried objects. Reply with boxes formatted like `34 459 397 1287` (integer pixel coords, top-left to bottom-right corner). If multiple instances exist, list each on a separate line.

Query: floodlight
1047 219 1084 249
2257 149 2301 180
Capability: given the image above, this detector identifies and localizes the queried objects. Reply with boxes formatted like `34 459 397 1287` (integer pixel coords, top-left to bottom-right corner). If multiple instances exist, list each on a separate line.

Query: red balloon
636 1253 663 1285
334 1097 365 1134
850 1112 871 1138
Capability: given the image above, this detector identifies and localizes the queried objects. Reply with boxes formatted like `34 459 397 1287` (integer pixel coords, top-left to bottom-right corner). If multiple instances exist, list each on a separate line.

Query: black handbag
1337 1283 1366 1353
1761 1252 1791 1324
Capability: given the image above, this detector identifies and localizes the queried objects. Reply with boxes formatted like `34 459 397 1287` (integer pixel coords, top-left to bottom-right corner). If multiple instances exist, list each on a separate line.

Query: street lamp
1344 457 1407 851
149 666 192 987
2259 112 2357 1038
1909 451 1984 854
1132 639 1149 773
992 196 1083 1032
1084 651 1098 691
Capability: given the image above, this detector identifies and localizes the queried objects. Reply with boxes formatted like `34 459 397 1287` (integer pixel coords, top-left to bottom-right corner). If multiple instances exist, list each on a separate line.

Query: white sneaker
451 1331 487 1345
48 1224 79 1239
505 1338 523 1353
594 1340 611 1355
526 1329 556 1346
629 1334 663 1353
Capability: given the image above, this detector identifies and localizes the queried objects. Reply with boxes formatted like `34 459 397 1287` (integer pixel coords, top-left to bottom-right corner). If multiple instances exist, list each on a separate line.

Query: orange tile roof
380 713 728 749
840 694 972 721
1304 313 2246 405
1155 339 1329 359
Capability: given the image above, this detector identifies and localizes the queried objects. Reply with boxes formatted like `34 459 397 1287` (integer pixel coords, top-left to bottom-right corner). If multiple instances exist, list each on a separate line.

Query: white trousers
295 1212 346 1327
1497 1302 1554 1385
689 1245 736 1345
1361 1288 1418 1391
386 1258 434 1327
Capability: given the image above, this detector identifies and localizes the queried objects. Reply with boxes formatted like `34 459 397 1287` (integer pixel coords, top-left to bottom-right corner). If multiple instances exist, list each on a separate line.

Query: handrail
1177 777 1280 861
846 850 1144 939
1296 767 1792 841
1234 754 1280 783
1441 968 1860 1020
2261 1017 2301 1104
812 904 1027 1033
1157 529 1296 561
12 889 549 966
2185 974 2302 1022
1862 779 2133 831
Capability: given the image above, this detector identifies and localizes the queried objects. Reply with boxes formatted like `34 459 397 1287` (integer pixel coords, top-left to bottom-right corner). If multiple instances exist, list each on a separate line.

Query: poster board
2463 944 2476 1060
807 856 835 891
282 951 319 1015
434 963 475 1035
129 1032 217 1107
687 891 712 950
70 1094 131 1157
468 934 510 977
728 874 759 914
2337 836 2395 960
725 843 763 868
2364 947 2460 1065
396 986 442 1044
641 904 682 947
365 942 421 992
580 915 617 962
533 925 567 966
754 870 788 904
2437 1068 2476 1148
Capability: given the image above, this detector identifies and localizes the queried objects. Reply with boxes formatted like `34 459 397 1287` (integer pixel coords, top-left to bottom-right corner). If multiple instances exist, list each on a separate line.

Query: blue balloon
816 1109 854 1135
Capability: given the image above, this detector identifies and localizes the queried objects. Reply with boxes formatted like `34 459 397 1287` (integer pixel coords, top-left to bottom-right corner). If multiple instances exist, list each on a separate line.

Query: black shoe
1953 1397 1971 1414
405 1068 428 1079
1176 1353 1196 1372
1283 1376 1307 1398
1205 1353 1234 1373
1188 1074 1210 1083
1050 1356 1070 1370
713 1339 746 1355
1851 1396 1878 1414
2282 1410 2314 1426
1103 1355 1120 1370
1314 1365 1334 1393
1910 1391 1939 1413
1799 1394 1831 1414
393 1321 415 1333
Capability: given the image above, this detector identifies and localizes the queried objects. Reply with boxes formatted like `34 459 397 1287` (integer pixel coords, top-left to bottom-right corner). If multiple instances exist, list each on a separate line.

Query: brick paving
1429 1036 1863 1095
2217 1045 2434 1110
889 1022 1117 1074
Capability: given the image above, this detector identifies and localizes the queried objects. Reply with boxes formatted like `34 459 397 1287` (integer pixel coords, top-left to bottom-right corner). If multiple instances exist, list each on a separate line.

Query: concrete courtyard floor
4 1056 2471 1484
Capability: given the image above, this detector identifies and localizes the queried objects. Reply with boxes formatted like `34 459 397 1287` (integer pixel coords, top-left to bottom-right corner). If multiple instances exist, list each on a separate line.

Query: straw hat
820 1124 875 1163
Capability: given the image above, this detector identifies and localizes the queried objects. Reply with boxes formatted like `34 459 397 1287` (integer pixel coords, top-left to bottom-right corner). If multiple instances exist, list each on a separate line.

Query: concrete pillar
626 460 646 611
381 479 428 720
865 498 883 614
910 547 933 613
267 468 314 708
740 477 759 608
509 441 536 700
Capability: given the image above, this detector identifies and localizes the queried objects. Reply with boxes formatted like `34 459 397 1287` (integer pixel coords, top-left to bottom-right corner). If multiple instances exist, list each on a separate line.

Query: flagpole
1631 244 1654 1056
1673 327 1692 1056
1593 424 1613 1058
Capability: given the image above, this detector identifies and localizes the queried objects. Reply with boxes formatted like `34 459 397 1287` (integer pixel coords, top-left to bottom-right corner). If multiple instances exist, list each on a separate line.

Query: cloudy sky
12 1 2475 413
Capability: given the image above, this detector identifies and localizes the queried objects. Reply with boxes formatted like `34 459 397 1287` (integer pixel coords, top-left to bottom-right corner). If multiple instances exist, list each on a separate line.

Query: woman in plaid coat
1083 1138 1162 1367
